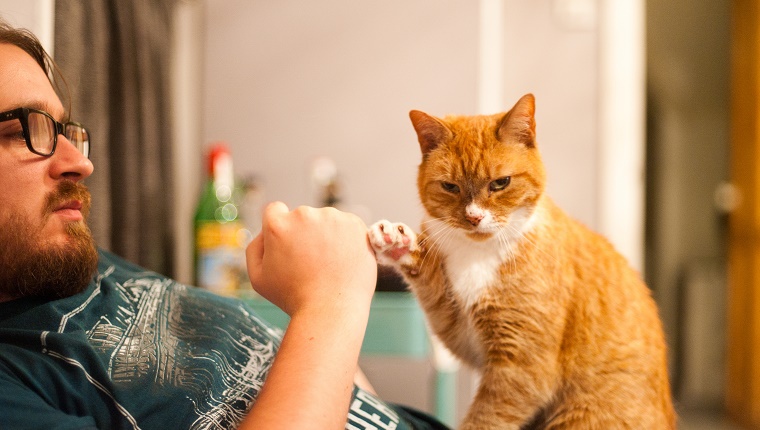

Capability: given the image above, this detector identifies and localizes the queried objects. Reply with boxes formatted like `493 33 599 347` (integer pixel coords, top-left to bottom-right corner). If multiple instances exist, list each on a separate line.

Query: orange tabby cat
368 94 675 429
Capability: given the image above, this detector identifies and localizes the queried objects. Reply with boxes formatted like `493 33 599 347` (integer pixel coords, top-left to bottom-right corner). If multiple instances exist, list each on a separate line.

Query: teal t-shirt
0 250 448 430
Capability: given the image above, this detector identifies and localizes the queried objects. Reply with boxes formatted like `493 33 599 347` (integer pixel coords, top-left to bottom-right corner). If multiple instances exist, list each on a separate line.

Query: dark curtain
53 0 177 277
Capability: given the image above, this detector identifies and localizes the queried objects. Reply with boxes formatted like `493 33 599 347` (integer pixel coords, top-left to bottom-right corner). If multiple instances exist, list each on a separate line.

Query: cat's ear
409 110 453 155
497 93 536 148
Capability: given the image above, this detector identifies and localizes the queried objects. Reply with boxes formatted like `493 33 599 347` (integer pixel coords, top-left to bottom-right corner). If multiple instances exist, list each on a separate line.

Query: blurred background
0 0 749 428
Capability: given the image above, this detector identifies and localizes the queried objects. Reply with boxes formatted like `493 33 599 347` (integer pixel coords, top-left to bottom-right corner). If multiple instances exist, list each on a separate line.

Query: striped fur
369 94 675 429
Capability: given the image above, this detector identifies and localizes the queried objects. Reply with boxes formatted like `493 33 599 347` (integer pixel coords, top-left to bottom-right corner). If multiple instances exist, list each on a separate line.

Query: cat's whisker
419 217 456 244
496 227 518 273
503 223 536 273
505 223 559 265
429 223 457 265
419 221 456 271
421 216 447 225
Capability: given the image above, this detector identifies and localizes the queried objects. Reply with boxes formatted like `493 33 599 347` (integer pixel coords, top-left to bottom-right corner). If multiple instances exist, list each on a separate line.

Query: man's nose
49 135 94 181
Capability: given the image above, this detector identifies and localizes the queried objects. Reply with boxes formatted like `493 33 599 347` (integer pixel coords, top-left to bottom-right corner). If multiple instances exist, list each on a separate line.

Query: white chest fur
425 206 541 309
426 219 508 309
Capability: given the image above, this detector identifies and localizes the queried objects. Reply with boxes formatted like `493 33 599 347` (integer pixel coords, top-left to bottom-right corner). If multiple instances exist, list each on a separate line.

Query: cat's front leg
459 360 558 430
367 220 421 276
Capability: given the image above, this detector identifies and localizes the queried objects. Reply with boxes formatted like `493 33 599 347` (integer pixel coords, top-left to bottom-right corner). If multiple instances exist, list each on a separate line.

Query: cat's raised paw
368 220 418 268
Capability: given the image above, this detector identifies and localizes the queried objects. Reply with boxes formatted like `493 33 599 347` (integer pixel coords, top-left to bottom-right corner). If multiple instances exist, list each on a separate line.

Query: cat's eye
441 182 460 193
489 177 511 192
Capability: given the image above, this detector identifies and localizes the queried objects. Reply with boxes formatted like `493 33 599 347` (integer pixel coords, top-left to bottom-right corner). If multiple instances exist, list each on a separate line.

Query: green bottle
193 143 248 296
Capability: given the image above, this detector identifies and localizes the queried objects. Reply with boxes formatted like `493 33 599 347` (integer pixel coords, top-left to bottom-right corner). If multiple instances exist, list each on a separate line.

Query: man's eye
441 182 460 193
0 121 24 139
0 129 26 143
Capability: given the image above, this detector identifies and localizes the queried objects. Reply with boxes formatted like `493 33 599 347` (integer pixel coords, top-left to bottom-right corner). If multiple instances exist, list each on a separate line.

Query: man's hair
0 17 69 109
0 18 52 77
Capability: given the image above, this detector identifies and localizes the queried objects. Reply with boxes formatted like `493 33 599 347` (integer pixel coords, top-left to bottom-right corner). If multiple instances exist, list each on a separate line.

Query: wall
203 0 476 229
202 0 602 231
171 0 206 286
0 0 54 54
501 0 599 229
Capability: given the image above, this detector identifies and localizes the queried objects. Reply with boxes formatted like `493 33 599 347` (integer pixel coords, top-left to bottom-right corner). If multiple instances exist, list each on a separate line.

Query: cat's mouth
465 230 495 241
461 219 500 240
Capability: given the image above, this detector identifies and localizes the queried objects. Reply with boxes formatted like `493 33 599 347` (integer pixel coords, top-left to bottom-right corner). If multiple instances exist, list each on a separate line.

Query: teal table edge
239 291 430 357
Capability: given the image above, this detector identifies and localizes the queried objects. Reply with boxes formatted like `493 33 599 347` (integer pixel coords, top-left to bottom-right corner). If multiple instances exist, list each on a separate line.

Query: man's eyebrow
8 100 66 121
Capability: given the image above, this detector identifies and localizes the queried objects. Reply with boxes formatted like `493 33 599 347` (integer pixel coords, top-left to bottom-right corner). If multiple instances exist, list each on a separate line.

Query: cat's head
410 93 546 241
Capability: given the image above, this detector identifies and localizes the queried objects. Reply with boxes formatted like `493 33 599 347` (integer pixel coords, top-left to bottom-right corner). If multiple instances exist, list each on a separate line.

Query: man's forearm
238 304 371 429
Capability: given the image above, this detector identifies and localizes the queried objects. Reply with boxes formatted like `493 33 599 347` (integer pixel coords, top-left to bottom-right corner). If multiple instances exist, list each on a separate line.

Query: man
0 20 448 429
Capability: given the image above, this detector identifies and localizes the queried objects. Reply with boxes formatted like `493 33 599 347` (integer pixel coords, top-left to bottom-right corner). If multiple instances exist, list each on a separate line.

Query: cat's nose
466 214 483 226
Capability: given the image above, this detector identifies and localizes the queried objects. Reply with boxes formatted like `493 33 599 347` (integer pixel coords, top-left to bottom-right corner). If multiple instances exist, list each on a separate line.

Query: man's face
0 43 97 301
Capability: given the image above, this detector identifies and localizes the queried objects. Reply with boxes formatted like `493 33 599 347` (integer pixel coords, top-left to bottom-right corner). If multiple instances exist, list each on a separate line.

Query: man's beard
0 181 98 301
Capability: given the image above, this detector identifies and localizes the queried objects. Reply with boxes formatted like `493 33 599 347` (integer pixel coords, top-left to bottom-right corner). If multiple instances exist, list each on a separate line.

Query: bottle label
196 221 247 296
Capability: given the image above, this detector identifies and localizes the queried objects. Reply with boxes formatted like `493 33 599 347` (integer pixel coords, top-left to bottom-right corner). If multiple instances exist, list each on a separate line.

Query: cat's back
538 197 644 291
534 198 675 427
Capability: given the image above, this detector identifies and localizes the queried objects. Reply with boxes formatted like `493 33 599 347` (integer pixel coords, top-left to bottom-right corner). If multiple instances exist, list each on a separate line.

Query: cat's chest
437 236 507 308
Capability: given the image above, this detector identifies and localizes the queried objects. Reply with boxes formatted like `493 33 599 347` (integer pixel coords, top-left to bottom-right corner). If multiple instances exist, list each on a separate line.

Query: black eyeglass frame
0 107 90 158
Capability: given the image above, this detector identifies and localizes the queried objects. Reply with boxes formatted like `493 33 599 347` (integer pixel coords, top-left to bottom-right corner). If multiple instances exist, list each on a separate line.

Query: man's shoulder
93 248 259 319
96 248 161 278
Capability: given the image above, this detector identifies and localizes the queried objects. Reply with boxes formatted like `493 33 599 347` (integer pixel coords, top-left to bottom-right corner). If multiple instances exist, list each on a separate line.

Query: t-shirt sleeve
0 371 98 430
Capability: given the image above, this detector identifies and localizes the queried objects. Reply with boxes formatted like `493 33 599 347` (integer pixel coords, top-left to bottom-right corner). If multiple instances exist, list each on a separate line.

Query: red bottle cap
206 142 230 176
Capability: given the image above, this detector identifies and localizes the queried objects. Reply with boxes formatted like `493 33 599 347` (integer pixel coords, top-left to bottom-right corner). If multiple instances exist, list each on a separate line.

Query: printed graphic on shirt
54 265 281 429
347 388 401 430
38 261 415 430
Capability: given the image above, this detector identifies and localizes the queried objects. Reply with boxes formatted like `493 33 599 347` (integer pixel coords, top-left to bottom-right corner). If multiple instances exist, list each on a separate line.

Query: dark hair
0 18 52 77
0 17 69 111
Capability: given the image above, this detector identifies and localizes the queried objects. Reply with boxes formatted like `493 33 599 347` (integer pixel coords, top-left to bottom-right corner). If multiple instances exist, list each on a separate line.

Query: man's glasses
0 107 90 158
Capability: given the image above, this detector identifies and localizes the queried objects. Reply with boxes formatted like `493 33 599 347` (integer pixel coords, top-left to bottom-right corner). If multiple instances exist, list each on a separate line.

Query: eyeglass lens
65 125 90 157
27 111 90 157
28 111 55 155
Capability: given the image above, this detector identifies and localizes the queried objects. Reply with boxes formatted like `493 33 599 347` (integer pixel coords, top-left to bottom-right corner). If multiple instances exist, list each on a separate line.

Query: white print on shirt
346 389 401 430
48 264 282 430
40 333 142 430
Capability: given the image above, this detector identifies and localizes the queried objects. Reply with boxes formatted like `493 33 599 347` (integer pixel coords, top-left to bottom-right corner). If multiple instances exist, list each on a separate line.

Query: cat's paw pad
368 220 418 266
